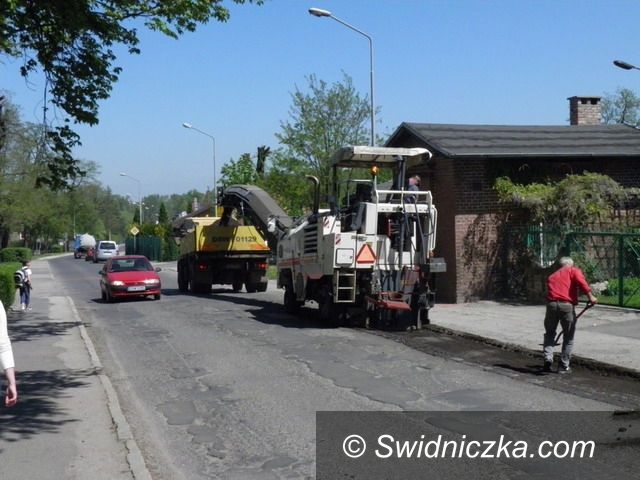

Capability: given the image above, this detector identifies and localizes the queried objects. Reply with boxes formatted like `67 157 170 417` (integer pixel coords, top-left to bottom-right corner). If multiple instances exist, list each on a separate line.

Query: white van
94 241 118 263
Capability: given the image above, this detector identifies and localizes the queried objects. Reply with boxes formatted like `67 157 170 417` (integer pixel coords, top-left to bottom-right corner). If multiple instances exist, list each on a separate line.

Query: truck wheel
284 287 300 314
257 281 268 292
178 269 188 292
191 282 210 294
245 282 258 293
318 291 335 323
318 284 344 326
232 281 243 292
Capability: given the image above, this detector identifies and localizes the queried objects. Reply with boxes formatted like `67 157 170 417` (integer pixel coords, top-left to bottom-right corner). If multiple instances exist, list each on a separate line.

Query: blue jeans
543 301 576 368
20 285 31 307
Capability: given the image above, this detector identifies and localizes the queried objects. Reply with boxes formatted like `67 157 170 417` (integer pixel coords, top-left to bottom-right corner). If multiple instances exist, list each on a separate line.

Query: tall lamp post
614 59 640 71
182 122 217 205
120 172 142 224
309 7 375 146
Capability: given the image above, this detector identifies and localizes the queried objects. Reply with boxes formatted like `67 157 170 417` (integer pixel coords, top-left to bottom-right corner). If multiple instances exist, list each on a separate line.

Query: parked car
94 240 118 263
85 247 95 262
99 256 161 302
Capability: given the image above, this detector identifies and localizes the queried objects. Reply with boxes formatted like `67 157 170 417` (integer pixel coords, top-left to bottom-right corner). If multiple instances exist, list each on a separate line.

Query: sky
2 0 640 197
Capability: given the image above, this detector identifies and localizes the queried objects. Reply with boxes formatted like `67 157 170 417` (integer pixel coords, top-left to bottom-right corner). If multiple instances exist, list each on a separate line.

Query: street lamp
614 59 640 71
182 122 217 206
309 7 375 146
120 172 142 224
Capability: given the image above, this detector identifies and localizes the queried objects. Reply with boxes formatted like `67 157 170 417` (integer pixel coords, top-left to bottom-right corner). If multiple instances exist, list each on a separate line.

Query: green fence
125 235 161 261
521 227 640 308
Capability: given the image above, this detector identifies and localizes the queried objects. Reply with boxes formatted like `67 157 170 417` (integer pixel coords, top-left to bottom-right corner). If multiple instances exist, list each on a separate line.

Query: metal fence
125 235 161 261
522 227 640 308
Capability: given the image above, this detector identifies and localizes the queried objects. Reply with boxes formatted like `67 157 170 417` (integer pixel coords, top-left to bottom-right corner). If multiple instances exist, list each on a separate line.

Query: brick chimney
568 96 601 125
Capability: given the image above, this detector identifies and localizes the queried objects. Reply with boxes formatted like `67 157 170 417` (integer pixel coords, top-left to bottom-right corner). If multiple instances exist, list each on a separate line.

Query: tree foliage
0 0 262 189
601 87 640 126
274 73 373 203
0 95 209 250
220 153 259 186
494 173 636 229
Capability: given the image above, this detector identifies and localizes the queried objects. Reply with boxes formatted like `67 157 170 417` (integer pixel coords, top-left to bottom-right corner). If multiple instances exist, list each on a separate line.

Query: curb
425 323 640 381
66 296 152 480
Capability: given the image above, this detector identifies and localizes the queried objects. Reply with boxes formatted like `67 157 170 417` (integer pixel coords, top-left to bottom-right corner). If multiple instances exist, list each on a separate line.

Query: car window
109 259 152 272
100 242 117 250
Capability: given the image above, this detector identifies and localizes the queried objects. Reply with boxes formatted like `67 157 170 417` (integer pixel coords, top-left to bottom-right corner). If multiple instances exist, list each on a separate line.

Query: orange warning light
370 166 379 176
356 244 376 264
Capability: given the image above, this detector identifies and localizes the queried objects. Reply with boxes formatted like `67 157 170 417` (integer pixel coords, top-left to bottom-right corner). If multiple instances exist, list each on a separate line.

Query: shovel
554 302 594 346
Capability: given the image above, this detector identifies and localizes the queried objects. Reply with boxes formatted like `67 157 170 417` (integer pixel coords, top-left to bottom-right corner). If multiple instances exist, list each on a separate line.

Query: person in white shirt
0 300 18 407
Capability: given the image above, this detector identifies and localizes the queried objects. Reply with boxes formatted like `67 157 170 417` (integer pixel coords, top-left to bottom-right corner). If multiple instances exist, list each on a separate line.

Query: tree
219 153 258 186
601 88 640 126
274 73 374 203
1 0 263 189
256 146 270 177
261 152 313 217
158 203 169 224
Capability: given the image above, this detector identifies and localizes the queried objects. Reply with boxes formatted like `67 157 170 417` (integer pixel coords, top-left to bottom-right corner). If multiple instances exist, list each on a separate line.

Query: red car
100 255 161 302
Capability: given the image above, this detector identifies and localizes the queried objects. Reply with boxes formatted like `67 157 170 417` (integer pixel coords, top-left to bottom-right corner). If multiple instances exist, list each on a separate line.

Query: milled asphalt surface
1 256 639 478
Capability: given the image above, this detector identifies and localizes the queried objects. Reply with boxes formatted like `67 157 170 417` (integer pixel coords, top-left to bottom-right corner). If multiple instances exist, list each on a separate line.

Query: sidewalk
430 301 640 374
0 257 149 480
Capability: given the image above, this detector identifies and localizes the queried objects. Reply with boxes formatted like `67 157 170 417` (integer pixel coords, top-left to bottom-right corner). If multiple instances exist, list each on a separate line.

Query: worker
407 174 420 192
543 256 597 374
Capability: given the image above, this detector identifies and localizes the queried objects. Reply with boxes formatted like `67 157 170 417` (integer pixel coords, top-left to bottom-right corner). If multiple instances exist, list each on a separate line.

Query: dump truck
173 185 291 294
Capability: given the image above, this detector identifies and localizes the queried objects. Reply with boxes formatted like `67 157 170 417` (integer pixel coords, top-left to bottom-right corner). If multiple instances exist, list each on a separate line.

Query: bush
50 245 64 253
0 247 32 263
0 262 21 309
604 277 640 297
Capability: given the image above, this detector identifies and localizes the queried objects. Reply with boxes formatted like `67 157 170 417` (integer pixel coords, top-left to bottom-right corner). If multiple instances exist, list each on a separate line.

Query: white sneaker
20 304 25 311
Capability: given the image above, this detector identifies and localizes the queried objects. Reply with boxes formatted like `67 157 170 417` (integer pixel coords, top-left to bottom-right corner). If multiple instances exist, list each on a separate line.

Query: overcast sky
2 0 640 196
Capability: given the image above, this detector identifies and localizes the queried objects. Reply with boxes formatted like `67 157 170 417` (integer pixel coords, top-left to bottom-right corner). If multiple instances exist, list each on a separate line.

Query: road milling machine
275 146 446 328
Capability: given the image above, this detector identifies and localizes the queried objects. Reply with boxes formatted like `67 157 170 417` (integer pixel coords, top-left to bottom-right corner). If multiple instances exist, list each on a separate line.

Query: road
49 256 635 479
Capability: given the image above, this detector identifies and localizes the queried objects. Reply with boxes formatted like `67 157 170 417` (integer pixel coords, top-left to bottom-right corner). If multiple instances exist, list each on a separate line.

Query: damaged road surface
51 257 639 480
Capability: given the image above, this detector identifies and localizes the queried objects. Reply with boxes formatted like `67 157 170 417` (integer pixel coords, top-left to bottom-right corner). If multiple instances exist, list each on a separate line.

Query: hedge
0 247 32 263
0 262 21 309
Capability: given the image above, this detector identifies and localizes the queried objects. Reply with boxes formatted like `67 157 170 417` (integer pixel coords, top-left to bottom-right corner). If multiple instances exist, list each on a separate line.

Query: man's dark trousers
543 300 576 369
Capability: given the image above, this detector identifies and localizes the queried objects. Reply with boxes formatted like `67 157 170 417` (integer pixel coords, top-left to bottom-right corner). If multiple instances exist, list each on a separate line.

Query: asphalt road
48 256 633 480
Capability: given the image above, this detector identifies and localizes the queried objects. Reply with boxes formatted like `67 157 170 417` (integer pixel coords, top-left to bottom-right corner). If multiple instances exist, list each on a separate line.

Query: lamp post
120 172 142 224
613 59 640 71
182 122 217 206
309 7 375 146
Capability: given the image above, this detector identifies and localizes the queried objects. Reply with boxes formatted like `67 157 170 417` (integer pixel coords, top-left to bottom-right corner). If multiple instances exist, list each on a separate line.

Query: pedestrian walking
19 260 33 312
0 300 18 407
543 257 597 374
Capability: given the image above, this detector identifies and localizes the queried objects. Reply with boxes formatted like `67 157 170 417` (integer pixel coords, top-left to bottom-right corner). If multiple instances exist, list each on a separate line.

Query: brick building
385 96 640 303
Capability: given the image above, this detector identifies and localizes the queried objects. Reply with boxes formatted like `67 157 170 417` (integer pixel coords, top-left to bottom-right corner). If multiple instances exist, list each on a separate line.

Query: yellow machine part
180 217 269 253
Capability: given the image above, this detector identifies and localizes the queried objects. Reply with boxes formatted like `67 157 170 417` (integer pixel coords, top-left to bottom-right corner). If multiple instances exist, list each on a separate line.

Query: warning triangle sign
356 244 376 264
